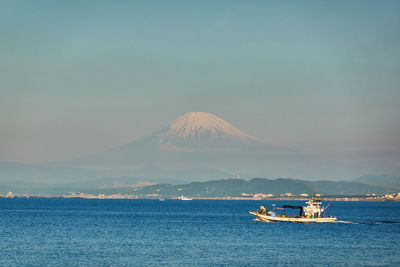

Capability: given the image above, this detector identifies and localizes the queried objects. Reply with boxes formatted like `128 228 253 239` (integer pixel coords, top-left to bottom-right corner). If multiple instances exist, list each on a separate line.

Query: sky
1 0 400 168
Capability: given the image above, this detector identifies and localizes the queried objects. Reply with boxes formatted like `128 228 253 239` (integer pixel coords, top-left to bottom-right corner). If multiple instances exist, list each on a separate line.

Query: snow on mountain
159 112 259 141
153 112 263 151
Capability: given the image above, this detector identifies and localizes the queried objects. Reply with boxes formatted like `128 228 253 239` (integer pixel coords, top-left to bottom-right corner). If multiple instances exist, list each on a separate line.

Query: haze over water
1 1 400 180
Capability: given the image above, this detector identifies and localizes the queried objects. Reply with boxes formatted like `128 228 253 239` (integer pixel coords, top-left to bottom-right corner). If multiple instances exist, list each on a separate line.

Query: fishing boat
249 194 336 223
178 195 193 201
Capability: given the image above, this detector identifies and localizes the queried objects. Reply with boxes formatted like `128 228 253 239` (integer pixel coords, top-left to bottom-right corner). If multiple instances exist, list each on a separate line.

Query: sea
0 199 399 266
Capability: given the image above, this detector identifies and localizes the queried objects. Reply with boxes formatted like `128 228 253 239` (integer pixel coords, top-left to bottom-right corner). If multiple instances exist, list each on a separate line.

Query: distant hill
0 160 225 188
0 161 184 195
0 176 152 195
0 165 184 195
1 176 388 197
0 161 392 196
128 178 388 197
354 175 400 191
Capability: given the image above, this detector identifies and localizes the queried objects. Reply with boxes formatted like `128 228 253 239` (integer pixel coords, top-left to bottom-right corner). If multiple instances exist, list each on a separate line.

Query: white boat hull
178 196 193 200
250 212 337 223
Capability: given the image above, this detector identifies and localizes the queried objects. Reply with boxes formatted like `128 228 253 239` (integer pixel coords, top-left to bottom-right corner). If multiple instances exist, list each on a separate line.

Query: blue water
0 199 399 266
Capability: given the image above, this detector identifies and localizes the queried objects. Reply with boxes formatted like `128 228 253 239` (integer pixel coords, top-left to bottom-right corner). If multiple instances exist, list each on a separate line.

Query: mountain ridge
133 177 390 197
0 176 391 196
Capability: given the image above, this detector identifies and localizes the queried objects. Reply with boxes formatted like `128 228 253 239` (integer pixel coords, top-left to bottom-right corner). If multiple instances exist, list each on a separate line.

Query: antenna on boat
322 202 332 218
313 185 320 202
313 187 316 201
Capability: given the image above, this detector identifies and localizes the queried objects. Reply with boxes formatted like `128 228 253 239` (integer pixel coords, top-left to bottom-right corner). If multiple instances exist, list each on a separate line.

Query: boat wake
334 220 400 225
334 220 359 224
253 219 400 225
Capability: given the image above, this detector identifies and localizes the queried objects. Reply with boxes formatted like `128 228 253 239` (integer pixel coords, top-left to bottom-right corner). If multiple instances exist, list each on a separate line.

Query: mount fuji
55 112 275 179
155 112 263 152
6 112 396 184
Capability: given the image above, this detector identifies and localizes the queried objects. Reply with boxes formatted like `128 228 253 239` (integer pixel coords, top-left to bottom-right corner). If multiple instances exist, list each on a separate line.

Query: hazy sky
1 0 400 164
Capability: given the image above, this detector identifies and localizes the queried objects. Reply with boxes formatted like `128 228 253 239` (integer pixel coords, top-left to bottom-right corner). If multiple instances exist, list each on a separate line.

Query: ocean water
0 199 399 266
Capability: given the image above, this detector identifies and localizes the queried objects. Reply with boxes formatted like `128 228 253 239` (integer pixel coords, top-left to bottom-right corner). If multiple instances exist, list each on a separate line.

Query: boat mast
313 186 318 202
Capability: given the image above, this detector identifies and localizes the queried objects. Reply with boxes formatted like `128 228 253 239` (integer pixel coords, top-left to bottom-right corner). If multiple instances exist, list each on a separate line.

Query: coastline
1 195 399 202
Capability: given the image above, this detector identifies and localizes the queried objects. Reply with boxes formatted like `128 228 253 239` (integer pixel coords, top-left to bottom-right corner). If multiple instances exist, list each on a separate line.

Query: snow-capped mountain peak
155 112 261 150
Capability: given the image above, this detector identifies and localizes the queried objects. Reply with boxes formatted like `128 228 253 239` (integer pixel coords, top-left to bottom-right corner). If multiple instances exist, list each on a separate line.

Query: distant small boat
159 198 165 201
178 195 193 201
250 193 336 223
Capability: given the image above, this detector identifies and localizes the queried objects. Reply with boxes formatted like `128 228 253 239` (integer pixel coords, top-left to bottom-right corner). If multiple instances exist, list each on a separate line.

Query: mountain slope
55 112 272 177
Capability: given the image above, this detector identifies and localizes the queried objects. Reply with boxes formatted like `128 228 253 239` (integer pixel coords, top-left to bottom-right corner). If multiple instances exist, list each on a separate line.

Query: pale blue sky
1 0 400 167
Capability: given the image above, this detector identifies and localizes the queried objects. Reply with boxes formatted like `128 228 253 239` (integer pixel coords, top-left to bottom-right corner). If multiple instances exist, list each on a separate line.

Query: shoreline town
1 191 400 201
